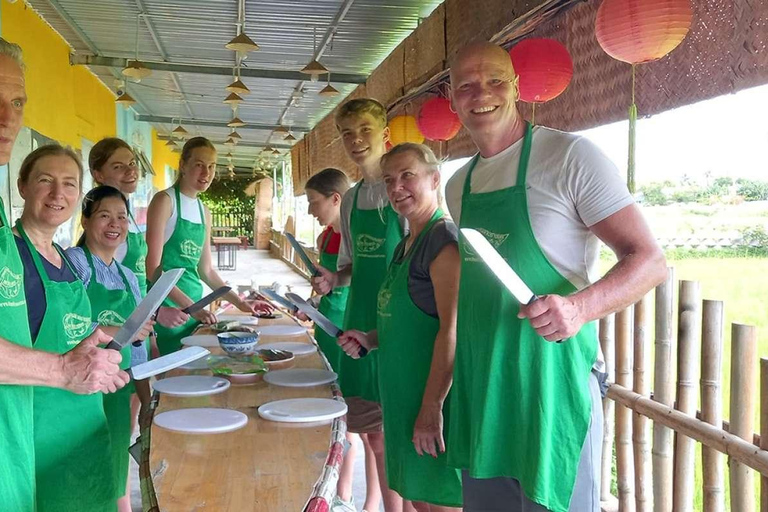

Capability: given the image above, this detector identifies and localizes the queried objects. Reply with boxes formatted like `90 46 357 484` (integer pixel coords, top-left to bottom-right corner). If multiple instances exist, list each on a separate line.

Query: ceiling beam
156 134 293 150
71 55 368 84
137 114 309 132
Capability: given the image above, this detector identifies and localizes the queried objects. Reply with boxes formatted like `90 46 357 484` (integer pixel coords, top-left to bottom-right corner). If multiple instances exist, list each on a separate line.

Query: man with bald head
0 38 129 512
444 42 666 511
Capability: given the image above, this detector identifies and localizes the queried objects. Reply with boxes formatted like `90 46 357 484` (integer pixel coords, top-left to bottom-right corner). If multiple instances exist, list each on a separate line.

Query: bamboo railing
269 229 318 279
601 269 764 512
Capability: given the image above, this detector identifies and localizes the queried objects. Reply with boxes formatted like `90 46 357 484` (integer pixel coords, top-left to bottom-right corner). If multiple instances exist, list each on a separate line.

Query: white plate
264 368 337 388
153 408 248 434
216 315 259 326
257 341 317 356
181 335 219 348
256 325 307 337
258 398 347 423
153 375 230 397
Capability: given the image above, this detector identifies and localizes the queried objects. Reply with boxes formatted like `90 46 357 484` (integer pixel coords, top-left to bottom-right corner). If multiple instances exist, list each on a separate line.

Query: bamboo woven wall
291 0 768 195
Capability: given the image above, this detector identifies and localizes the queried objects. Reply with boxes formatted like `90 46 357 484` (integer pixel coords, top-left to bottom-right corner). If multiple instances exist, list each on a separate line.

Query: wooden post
600 314 616 504
653 268 675 512
633 296 652 512
673 280 701 512
700 300 724 512
760 358 768 512
616 307 635 512
730 324 758 512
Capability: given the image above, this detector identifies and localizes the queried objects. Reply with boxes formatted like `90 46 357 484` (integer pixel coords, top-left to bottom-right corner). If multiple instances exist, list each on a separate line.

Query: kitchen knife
285 233 319 276
261 288 299 315
286 292 368 357
128 346 210 380
461 229 562 343
182 286 231 314
106 268 184 351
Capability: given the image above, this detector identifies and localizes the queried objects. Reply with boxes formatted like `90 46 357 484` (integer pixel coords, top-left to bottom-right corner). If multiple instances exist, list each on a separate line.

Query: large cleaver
285 233 319 276
286 292 368 358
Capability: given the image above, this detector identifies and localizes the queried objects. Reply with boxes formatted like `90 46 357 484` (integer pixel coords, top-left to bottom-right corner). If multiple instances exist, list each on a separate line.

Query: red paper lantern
595 0 693 64
509 38 573 103
417 97 462 142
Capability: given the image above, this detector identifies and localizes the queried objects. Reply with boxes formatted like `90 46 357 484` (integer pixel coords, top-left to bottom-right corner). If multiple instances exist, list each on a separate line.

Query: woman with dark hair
145 136 274 355
65 185 154 512
12 145 131 511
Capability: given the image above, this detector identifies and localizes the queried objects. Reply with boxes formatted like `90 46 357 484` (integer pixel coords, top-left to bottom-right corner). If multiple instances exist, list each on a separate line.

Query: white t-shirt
445 126 634 290
162 187 205 243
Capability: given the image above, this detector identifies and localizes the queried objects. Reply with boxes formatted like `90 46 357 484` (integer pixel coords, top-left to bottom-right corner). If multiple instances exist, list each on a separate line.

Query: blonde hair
335 98 387 129
380 142 441 174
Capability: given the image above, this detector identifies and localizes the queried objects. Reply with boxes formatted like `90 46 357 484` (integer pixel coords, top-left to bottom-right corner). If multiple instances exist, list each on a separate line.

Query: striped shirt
65 246 147 366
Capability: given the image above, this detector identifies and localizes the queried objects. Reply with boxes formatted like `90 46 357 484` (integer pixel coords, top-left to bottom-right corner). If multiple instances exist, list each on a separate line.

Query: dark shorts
462 372 603 512
345 396 383 434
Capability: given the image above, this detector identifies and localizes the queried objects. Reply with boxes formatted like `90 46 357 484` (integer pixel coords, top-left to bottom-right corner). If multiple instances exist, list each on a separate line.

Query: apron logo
377 288 392 315
134 255 146 274
463 229 509 260
0 266 22 300
97 310 126 327
356 234 385 254
63 313 91 341
180 240 202 260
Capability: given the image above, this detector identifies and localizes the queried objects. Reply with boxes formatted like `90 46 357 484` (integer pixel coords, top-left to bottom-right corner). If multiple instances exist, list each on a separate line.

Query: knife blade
461 229 562 343
128 346 210 380
106 268 184 351
182 286 231 314
286 292 368 357
461 229 536 305
261 288 299 315
285 233 319 276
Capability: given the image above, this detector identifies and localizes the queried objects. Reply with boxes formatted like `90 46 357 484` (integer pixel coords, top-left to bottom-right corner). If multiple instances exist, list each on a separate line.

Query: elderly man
0 38 128 512
444 42 667 512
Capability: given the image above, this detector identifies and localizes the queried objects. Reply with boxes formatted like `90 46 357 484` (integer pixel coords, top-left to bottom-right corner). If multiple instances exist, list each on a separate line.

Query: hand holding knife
286 292 368 357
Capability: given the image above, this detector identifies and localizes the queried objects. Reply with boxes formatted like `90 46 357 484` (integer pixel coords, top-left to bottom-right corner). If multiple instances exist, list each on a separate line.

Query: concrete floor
130 249 375 511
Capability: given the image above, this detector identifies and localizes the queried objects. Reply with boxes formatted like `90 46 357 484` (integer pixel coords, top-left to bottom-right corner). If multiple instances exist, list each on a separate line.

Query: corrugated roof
25 0 443 169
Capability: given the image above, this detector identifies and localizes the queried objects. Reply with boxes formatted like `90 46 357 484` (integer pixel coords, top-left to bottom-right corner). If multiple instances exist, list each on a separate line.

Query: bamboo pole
616 307 635 512
633 296 652 512
701 300 724 512
673 280 701 512
600 314 616 503
607 383 768 475
730 324 758 512
653 268 675 512
761 358 768 512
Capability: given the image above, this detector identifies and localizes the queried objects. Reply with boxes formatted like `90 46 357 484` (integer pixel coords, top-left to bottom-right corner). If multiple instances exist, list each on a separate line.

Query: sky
441 83 768 187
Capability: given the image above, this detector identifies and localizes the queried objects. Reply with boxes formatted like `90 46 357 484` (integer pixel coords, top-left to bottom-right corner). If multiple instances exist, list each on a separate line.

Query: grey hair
0 38 24 71
380 142 442 174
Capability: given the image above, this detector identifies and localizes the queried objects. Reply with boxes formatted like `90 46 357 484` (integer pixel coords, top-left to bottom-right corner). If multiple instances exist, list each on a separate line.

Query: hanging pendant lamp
284 132 297 142
115 90 136 106
273 125 289 135
301 27 328 81
228 130 242 140
224 93 244 106
226 32 259 53
123 15 152 80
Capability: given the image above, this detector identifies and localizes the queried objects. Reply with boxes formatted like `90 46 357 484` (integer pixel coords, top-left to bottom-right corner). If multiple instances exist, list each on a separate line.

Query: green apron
83 247 136 497
122 211 148 295
340 182 403 402
0 199 35 512
155 186 206 356
377 209 462 507
315 228 348 373
17 221 117 512
447 124 597 512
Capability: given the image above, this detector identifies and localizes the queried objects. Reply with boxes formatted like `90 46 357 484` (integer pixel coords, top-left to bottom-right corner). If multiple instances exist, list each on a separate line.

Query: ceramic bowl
217 332 259 356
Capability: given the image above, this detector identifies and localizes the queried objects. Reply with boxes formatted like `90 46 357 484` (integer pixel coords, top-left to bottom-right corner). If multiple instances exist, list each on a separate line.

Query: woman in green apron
66 186 154 512
339 143 462 511
13 145 129 511
146 136 273 356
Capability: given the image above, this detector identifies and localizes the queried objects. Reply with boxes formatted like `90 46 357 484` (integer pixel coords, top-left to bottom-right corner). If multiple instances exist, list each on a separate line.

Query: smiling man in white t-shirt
445 42 667 512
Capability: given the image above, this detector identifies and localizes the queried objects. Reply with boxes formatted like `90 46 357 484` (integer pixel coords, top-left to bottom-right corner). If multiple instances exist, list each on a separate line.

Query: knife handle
358 347 368 358
106 340 122 351
528 295 562 344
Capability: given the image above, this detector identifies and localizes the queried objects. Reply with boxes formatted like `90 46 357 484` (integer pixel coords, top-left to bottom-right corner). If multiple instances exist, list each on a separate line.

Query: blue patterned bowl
217 332 260 356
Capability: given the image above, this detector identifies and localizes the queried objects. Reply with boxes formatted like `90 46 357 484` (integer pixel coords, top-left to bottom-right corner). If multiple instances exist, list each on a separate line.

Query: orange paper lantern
509 38 573 103
595 0 693 64
388 115 424 146
417 97 462 141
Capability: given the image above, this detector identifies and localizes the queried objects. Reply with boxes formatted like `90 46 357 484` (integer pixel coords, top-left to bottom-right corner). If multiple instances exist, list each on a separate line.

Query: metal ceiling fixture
172 121 189 139
284 132 297 142
122 14 151 80
318 73 339 97
300 27 329 81
226 78 251 95
228 130 242 140
224 92 244 106
225 0 259 53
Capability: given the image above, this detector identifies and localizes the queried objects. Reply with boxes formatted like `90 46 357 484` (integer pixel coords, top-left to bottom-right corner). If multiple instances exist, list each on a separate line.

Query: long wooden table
139 310 346 511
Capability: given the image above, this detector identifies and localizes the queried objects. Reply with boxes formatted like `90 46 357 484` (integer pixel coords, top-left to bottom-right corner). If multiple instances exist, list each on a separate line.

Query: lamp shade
595 0 693 64
417 97 461 141
509 38 573 103
388 115 424 146
226 79 251 95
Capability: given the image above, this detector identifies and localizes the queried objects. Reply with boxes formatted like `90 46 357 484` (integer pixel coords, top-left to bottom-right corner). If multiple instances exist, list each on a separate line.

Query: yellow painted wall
2 1 115 148
151 129 178 189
